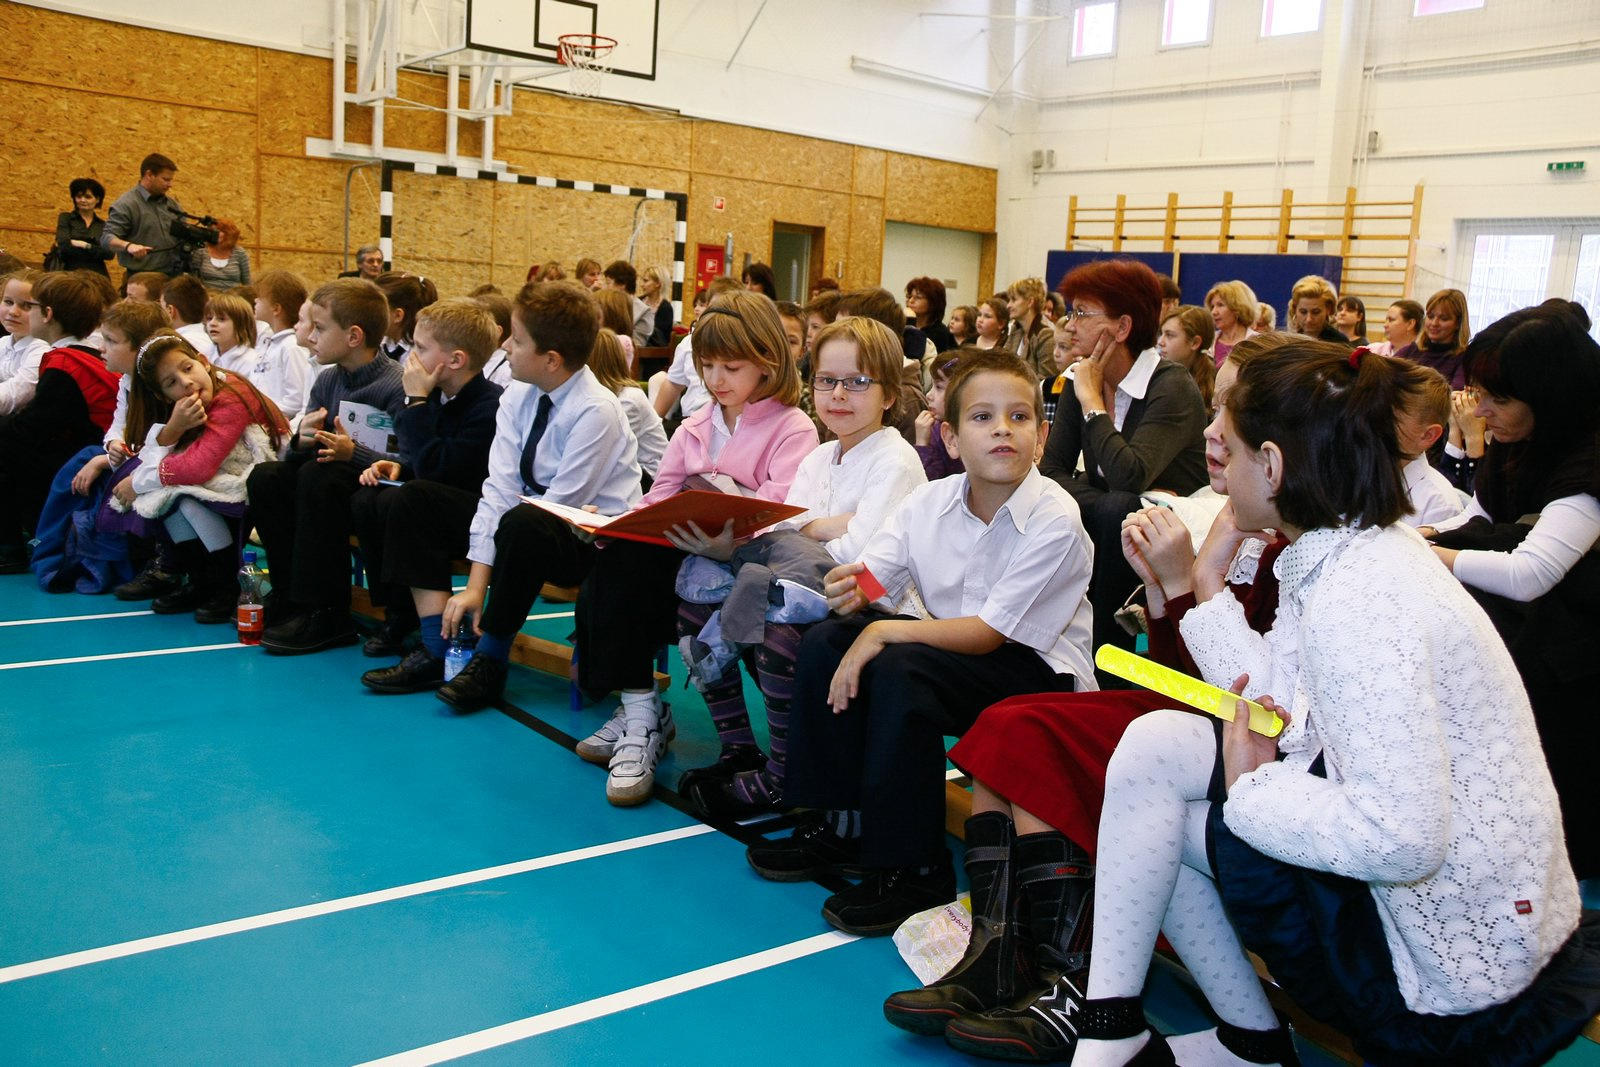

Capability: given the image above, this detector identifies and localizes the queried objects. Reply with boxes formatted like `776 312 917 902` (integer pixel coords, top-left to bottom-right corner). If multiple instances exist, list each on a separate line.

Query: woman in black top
53 178 113 276
906 276 955 353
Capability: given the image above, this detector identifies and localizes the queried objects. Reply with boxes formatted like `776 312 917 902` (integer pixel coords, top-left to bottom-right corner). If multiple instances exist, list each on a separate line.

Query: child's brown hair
161 274 207 325
589 328 639 395
691 290 801 408
808 316 903 413
374 272 437 342
473 292 513 347
33 272 108 339
513 280 600 369
944 347 1042 424
310 278 390 351
254 269 307 325
105 302 174 447
416 297 497 371
123 271 168 301
205 293 258 348
594 288 634 338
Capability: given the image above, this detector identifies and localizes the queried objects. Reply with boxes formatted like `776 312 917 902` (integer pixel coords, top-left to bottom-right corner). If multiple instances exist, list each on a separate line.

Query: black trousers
785 613 1073 869
245 456 364 609
1075 487 1144 685
479 504 596 640
349 484 405 613
378 480 478 596
574 538 683 692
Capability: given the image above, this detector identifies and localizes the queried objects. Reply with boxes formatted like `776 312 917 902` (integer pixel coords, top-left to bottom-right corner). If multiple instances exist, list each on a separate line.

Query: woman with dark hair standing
906 276 954 353
53 178 113 276
1040 259 1208 674
1422 303 1600 882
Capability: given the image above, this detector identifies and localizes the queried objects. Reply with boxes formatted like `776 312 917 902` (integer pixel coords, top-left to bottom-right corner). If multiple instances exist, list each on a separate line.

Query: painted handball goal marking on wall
378 160 689 303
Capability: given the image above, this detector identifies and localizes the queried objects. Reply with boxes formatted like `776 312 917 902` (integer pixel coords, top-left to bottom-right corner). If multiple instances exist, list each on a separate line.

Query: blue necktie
519 394 554 495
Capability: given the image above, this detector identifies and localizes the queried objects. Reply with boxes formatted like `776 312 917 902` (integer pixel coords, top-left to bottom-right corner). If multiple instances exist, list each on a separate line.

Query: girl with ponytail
1009 341 1596 1067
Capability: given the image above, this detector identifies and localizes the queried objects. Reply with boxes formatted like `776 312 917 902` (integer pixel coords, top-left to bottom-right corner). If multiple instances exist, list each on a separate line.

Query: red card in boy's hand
855 566 887 605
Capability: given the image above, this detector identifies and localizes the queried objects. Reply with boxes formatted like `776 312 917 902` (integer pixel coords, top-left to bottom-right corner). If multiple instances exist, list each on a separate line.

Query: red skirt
948 691 1181 860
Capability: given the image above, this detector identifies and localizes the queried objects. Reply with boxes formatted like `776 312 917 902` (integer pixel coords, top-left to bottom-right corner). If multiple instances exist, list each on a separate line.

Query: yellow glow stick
1095 645 1284 738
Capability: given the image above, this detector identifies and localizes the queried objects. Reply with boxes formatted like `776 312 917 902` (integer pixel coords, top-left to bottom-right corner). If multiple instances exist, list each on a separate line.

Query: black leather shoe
114 560 181 601
152 582 209 615
194 588 239 625
362 647 447 694
688 774 783 821
261 607 358 655
435 652 507 712
362 617 417 657
746 815 865 882
0 543 32 575
822 861 957 937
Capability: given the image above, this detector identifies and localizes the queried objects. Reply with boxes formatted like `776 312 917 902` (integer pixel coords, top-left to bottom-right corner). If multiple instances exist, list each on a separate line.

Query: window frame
1413 0 1485 16
1159 0 1213 50
1069 0 1119 62
1260 0 1323 39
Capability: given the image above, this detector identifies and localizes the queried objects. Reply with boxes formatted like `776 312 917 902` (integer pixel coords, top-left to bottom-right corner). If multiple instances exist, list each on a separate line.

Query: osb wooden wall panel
979 234 999 303
853 148 888 198
3 5 257 115
848 197 887 289
691 124 853 194
0 7 996 298
884 155 997 233
1 80 260 256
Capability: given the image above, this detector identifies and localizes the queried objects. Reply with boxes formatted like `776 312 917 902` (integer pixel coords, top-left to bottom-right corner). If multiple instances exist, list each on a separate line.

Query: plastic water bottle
237 551 265 645
444 622 475 681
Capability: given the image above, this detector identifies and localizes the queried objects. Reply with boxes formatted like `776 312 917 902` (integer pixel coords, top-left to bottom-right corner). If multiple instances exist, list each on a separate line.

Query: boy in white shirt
160 275 215 359
749 349 1096 936
1395 362 1464 527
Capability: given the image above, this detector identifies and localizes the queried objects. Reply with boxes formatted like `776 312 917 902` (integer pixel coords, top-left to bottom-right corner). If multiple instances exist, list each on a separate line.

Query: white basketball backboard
466 0 659 80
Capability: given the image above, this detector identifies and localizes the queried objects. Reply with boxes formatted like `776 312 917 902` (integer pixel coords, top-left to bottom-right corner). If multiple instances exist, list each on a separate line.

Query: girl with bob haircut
1423 302 1600 881
1203 280 1258 367
1044 341 1598 1067
1408 287 1472 388
571 289 817 806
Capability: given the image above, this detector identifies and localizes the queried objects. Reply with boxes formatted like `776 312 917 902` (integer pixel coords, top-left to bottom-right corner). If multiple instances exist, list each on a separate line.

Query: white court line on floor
355 930 859 1066
525 611 575 621
0 642 250 672
0 610 155 628
0 824 715 985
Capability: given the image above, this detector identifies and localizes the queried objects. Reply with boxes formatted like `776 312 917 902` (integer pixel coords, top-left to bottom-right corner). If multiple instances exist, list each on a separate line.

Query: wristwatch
1083 408 1107 425
405 395 429 406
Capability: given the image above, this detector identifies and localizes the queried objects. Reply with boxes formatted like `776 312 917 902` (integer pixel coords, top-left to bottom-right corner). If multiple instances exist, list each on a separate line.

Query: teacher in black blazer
53 178 114 276
1040 258 1209 680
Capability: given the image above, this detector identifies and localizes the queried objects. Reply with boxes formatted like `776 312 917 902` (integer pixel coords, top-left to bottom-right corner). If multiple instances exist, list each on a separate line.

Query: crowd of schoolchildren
4 172 1599 1065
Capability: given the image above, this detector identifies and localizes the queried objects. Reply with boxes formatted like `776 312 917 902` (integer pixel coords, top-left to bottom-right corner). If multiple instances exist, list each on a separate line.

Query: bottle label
239 605 263 629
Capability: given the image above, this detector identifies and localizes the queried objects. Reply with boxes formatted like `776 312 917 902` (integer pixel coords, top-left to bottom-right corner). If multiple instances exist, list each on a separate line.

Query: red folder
523 490 806 548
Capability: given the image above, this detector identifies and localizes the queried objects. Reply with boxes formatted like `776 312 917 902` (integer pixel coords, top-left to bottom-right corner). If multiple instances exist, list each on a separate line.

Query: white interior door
880 222 984 315
1459 219 1600 341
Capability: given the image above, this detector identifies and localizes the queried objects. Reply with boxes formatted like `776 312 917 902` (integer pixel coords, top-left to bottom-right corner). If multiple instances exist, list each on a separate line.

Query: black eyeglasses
812 374 881 393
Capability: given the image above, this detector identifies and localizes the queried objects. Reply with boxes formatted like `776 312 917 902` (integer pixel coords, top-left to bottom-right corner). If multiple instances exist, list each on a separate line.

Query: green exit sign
1547 161 1585 172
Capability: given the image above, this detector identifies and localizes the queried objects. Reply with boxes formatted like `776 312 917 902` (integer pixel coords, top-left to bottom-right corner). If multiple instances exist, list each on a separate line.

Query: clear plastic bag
892 894 973 984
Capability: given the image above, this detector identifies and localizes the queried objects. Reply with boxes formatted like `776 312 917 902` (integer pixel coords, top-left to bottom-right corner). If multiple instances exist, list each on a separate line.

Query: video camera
169 210 221 251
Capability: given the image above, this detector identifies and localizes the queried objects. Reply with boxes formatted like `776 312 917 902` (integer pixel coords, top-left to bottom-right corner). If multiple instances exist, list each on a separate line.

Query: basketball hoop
558 33 618 98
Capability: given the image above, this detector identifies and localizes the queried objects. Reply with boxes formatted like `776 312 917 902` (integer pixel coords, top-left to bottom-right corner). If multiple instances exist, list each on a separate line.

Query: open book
522 490 806 548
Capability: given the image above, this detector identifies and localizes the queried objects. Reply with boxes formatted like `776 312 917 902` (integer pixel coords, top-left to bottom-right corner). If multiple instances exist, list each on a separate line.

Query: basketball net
558 34 617 98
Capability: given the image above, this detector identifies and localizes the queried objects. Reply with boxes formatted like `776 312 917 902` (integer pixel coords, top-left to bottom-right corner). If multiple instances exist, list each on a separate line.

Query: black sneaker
0 543 31 575
362 647 447 694
687 774 783 822
746 815 865 883
822 862 957 936
260 607 359 655
114 560 181 601
435 652 507 713
362 617 418 657
675 747 767 797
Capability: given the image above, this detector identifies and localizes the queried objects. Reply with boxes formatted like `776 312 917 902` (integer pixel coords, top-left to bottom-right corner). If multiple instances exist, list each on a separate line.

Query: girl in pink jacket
576 291 817 807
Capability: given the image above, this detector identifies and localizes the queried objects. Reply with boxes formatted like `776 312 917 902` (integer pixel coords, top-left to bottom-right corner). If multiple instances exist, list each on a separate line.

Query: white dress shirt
666 332 712 417
0 333 48 415
772 427 927 563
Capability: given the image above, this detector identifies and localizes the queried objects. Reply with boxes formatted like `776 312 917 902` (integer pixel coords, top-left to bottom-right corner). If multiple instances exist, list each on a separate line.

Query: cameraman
103 153 186 278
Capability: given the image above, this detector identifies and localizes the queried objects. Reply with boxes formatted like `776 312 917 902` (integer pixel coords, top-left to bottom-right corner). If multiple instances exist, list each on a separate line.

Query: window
1458 220 1600 344
1414 0 1484 14
1071 1 1117 59
1261 0 1321 37
1163 0 1211 46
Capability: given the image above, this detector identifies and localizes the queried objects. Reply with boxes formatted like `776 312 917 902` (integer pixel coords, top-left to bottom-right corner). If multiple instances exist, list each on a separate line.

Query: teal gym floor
2 572 1595 1066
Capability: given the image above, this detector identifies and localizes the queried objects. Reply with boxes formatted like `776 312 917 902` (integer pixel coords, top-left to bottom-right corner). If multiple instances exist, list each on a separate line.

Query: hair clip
1348 346 1370 369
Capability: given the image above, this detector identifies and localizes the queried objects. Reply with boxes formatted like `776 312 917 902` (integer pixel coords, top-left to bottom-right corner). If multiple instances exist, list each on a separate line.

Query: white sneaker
606 723 667 806
576 701 674 766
